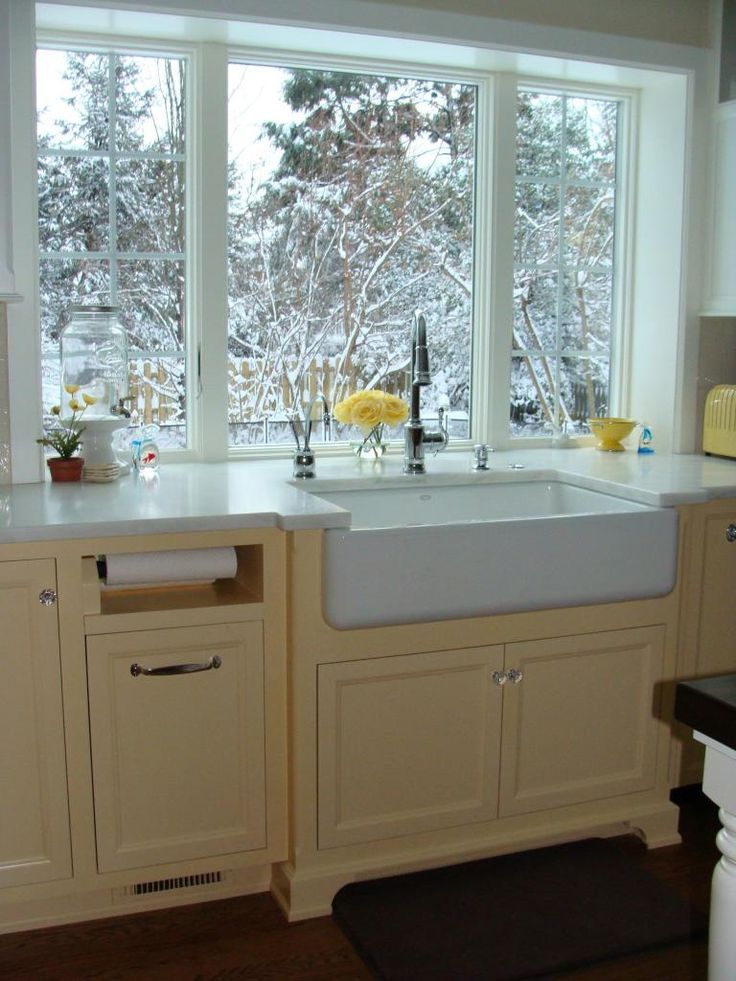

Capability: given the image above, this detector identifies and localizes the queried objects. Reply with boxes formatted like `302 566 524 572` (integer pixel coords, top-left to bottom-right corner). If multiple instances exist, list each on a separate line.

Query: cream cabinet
87 621 267 872
499 627 664 816
317 627 664 851
0 528 287 934
0 559 71 887
318 646 504 849
676 499 736 783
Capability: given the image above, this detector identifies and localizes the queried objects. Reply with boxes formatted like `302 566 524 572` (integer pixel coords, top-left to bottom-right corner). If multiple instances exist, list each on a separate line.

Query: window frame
505 79 635 443
36 31 201 459
20 18 688 470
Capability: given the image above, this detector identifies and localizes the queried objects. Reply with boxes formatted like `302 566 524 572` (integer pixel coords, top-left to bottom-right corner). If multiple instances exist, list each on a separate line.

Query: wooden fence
130 355 409 427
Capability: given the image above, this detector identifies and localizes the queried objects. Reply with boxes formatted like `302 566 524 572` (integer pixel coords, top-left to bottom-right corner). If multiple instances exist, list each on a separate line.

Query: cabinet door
0 559 71 887
87 622 266 872
697 507 736 677
318 646 504 849
499 627 664 817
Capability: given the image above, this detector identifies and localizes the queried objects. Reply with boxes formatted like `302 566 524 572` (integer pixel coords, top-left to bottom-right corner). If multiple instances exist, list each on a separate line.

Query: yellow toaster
703 384 736 458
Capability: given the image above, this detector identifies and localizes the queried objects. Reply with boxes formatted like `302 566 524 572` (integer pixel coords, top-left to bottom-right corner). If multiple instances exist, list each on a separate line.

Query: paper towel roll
104 547 238 587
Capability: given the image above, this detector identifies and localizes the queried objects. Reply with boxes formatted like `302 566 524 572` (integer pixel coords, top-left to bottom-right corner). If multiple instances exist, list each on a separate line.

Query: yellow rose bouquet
333 389 409 458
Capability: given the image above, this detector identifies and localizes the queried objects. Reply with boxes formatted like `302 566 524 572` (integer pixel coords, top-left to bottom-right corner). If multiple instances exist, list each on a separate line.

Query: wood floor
0 788 719 981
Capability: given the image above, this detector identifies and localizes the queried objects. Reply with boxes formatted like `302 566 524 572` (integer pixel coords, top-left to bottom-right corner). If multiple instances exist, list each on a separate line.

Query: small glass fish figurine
131 424 161 473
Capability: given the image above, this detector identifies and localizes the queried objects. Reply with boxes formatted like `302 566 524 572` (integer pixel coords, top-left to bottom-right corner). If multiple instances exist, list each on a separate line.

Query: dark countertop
675 675 736 753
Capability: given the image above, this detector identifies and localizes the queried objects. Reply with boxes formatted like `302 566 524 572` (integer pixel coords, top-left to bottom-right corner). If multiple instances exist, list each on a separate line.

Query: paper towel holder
81 543 264 619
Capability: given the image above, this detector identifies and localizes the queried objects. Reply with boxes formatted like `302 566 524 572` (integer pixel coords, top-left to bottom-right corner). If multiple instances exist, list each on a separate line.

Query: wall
364 0 712 48
695 317 736 451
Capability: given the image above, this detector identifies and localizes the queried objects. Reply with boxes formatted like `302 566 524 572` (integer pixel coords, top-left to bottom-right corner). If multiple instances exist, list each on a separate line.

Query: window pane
39 258 110 356
36 50 109 151
37 47 189 447
513 271 558 350
227 64 475 446
560 271 612 352
115 56 186 154
561 356 610 429
118 259 185 352
38 157 109 252
514 182 559 265
510 354 555 436
513 89 620 438
117 159 185 253
129 355 186 449
564 186 615 267
517 92 562 178
565 98 618 182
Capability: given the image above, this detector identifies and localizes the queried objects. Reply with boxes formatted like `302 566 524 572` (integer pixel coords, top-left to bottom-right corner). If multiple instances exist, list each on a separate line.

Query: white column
696 732 736 981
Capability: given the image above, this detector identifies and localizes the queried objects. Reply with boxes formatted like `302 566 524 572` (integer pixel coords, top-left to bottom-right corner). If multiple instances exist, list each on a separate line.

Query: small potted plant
37 386 97 482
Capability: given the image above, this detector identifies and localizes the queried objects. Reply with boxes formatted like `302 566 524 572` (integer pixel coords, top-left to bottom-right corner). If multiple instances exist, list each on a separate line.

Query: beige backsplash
0 304 10 483
695 317 736 454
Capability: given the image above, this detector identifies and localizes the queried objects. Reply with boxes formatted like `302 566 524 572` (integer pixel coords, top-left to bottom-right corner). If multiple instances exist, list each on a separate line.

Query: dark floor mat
332 837 705 980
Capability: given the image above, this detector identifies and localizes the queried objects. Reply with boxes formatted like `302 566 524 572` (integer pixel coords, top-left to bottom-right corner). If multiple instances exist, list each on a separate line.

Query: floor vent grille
121 871 224 899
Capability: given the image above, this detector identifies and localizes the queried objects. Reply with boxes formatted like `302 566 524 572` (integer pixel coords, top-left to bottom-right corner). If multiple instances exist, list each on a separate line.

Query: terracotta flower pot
47 457 85 483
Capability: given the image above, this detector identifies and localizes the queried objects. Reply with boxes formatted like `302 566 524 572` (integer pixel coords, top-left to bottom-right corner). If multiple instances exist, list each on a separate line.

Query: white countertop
1 447 736 545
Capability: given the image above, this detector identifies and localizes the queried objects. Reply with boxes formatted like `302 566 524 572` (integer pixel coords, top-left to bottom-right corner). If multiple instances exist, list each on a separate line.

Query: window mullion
109 55 118 301
483 72 517 449
194 42 230 459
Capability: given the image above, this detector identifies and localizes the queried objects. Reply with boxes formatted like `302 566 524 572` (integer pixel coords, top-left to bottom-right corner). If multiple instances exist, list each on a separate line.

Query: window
512 89 620 437
226 63 476 446
34 36 629 458
36 46 188 448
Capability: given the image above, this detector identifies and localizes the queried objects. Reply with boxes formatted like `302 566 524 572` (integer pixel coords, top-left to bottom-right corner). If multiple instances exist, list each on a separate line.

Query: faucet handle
473 443 492 470
430 405 450 456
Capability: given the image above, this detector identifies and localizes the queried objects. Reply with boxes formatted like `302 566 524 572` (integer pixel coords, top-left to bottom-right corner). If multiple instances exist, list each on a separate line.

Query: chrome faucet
292 393 331 479
403 312 449 474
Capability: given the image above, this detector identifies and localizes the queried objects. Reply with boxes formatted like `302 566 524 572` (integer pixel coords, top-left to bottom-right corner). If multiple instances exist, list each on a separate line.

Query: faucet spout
403 311 448 475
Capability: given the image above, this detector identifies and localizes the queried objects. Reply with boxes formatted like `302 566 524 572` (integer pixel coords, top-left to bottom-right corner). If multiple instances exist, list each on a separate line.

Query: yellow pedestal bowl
587 417 637 452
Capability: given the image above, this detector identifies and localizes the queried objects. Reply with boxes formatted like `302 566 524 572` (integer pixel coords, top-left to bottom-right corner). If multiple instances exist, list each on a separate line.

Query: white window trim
4 3 707 480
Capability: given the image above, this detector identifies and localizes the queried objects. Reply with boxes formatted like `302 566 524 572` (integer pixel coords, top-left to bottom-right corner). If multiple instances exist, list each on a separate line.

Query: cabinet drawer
87 621 266 872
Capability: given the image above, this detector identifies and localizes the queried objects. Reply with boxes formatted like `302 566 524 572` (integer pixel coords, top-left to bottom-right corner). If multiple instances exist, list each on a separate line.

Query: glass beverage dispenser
60 305 130 472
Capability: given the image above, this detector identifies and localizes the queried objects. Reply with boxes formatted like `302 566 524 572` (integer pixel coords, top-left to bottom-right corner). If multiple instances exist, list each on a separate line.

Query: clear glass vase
351 428 387 459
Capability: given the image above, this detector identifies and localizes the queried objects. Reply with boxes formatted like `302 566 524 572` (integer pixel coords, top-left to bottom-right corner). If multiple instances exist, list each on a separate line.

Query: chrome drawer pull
727 524 736 543
130 655 222 677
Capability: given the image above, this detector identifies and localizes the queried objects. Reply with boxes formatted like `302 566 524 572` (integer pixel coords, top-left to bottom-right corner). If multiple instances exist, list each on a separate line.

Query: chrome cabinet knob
38 588 57 606
727 524 736 543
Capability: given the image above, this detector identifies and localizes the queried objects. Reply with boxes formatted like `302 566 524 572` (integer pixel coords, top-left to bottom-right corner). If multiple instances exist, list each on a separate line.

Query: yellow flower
68 399 80 411
351 392 384 432
64 384 80 395
51 405 61 415
332 393 359 425
333 389 409 432
82 393 97 406
382 393 409 426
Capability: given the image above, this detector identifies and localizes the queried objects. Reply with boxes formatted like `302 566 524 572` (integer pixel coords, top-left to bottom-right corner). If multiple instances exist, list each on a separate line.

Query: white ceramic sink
308 478 679 629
